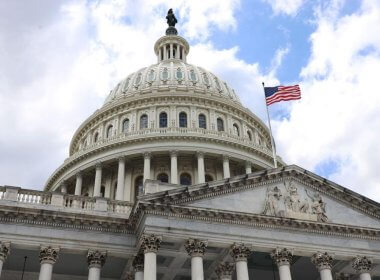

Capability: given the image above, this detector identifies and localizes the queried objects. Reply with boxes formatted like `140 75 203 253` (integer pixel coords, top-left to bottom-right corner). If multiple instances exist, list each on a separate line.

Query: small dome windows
123 119 130 133
202 73 210 87
217 118 224 132
214 77 222 92
134 72 142 87
140 114 148 129
161 67 170 81
233 124 240 136
93 132 99 143
176 67 183 80
198 114 206 129
106 125 113 138
159 112 168 128
179 112 187 128
189 69 197 82
147 69 155 83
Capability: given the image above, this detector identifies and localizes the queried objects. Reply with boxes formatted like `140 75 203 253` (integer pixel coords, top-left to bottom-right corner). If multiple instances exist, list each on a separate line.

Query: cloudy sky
0 0 379 201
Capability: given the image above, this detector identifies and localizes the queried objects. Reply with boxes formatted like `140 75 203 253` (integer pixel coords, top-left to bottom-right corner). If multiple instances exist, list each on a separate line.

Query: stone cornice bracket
132 253 144 272
184 239 208 257
0 242 10 262
87 250 107 268
140 234 162 253
39 246 59 264
352 256 373 273
215 262 234 278
271 247 293 266
230 243 252 262
311 252 333 271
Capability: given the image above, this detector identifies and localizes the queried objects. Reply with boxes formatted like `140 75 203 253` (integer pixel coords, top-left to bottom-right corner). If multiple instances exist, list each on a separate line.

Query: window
247 130 252 141
205 174 213 183
179 112 187 128
94 132 99 143
147 69 155 83
180 173 192 186
176 68 183 80
217 118 224 132
135 176 143 197
106 125 113 138
162 67 169 80
189 70 197 81
123 119 130 133
233 124 240 136
135 72 142 85
159 112 168 128
198 114 206 129
140 114 148 129
100 186 105 198
157 173 169 183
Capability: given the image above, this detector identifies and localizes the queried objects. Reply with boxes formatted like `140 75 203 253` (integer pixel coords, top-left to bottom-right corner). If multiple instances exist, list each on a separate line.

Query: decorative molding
132 253 144 272
39 246 59 264
215 262 234 278
311 252 333 271
140 234 162 253
184 239 208 257
271 248 293 266
0 241 10 262
87 250 107 268
230 243 252 262
352 256 372 273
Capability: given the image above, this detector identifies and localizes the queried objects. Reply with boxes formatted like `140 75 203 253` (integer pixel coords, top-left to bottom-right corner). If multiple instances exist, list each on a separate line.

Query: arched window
140 114 148 129
157 173 169 183
123 119 130 133
217 118 224 132
159 112 168 128
106 125 113 138
180 173 192 185
247 130 252 141
94 132 99 143
100 186 105 198
205 174 213 183
135 176 143 197
233 124 240 136
179 112 187 128
198 114 206 129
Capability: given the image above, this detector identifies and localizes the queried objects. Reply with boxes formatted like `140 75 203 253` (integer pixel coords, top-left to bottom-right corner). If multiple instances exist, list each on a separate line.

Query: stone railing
0 186 133 217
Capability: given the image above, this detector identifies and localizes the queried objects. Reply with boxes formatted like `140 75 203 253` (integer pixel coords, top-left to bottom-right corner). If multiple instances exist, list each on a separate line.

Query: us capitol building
0 11 379 280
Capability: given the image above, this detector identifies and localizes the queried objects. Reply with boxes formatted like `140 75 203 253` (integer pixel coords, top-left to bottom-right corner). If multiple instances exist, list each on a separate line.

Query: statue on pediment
284 180 309 213
306 190 328 222
262 186 282 216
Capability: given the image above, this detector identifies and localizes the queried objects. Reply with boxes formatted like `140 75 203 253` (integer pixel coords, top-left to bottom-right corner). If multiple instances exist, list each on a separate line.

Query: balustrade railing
18 189 51 204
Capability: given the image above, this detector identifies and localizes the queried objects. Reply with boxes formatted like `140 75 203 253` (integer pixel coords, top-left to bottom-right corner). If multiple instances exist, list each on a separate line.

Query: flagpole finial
262 82 265 87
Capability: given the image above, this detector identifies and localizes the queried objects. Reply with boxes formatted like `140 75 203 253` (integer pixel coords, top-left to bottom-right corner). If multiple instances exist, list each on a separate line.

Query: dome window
180 173 192 186
94 132 99 143
161 67 169 81
214 77 222 92
205 174 213 183
147 69 155 83
247 130 253 141
123 119 130 133
202 73 210 87
123 78 130 92
176 68 183 80
140 114 148 129
157 173 169 183
233 124 240 136
134 73 142 86
198 114 206 129
179 112 187 128
159 112 168 128
106 125 113 138
217 118 224 132
189 70 197 82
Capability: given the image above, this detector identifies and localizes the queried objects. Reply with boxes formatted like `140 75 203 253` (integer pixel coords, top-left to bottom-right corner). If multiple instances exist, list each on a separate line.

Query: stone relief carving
262 180 328 222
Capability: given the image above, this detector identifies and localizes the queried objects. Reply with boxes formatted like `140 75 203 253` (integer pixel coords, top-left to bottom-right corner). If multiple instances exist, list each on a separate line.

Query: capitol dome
45 23 283 198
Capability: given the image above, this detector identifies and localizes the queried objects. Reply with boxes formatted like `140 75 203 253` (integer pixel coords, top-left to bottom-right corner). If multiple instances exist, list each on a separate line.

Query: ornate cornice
352 256 372 273
140 234 162 253
184 239 208 257
87 250 107 268
271 248 293 266
311 252 333 271
215 262 234 278
132 253 144 272
39 246 59 264
0 242 10 262
230 243 252 262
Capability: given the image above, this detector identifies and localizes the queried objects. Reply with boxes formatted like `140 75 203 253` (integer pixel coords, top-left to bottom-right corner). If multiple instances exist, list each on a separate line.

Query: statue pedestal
166 26 178 35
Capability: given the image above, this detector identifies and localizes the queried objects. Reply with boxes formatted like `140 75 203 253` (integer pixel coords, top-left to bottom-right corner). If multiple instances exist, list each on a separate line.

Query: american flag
264 85 301 106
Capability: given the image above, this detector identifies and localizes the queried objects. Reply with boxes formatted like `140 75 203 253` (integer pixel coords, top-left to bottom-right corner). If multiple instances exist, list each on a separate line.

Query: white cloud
263 0 305 16
274 0 380 201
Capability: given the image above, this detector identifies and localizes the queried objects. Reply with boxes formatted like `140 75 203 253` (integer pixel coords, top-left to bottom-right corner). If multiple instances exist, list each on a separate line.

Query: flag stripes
264 85 301 106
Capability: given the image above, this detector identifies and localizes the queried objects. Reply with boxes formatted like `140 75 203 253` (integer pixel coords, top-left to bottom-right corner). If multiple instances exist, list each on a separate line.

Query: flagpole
262 82 278 168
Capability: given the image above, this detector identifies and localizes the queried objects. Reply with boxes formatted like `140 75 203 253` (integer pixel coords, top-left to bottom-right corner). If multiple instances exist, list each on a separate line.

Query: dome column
170 151 178 184
230 243 252 280
185 239 208 280
143 153 151 183
38 246 59 280
245 161 252 174
75 172 83 196
60 182 67 194
311 252 333 280
116 157 126 200
0 242 10 278
223 155 230 179
93 163 102 197
352 256 372 280
271 248 293 280
197 152 205 184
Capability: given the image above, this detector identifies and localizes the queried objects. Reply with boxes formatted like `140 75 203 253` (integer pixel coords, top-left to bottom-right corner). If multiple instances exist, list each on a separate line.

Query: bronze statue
166 9 177 27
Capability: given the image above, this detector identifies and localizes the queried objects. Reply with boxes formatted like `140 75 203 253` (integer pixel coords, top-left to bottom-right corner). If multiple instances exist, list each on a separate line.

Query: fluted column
133 253 144 280
87 250 107 280
75 172 83 196
223 155 230 179
0 242 10 278
38 246 59 280
93 163 102 197
143 153 151 183
141 234 162 280
215 262 234 280
197 152 205 184
230 243 252 280
116 157 126 200
352 256 372 280
170 43 173 59
163 45 167 60
170 151 178 184
185 239 208 280
271 248 293 280
311 252 333 280
245 161 252 174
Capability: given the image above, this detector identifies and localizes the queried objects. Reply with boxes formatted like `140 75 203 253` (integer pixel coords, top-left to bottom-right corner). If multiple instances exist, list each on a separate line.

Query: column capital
271 247 293 266
215 262 234 278
143 152 152 160
184 239 208 257
222 155 229 161
132 253 144 272
87 250 107 268
352 256 373 273
39 246 59 264
170 150 179 157
245 161 252 167
140 234 162 253
76 171 83 178
230 243 252 262
311 252 333 271
0 241 10 262
196 151 204 158
118 156 126 162
95 162 102 169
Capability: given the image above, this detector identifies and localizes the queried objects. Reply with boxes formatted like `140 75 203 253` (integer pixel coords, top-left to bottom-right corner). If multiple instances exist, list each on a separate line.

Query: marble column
245 161 252 174
133 253 144 280
215 262 234 280
143 153 151 183
0 242 10 278
87 250 107 280
311 252 333 280
75 172 83 196
185 239 208 280
271 248 293 280
170 44 173 59
170 151 178 184
141 234 162 280
163 45 167 60
223 155 230 179
93 163 102 197
352 256 373 280
197 152 205 184
116 157 126 200
60 182 67 194
38 246 59 280
230 243 252 280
